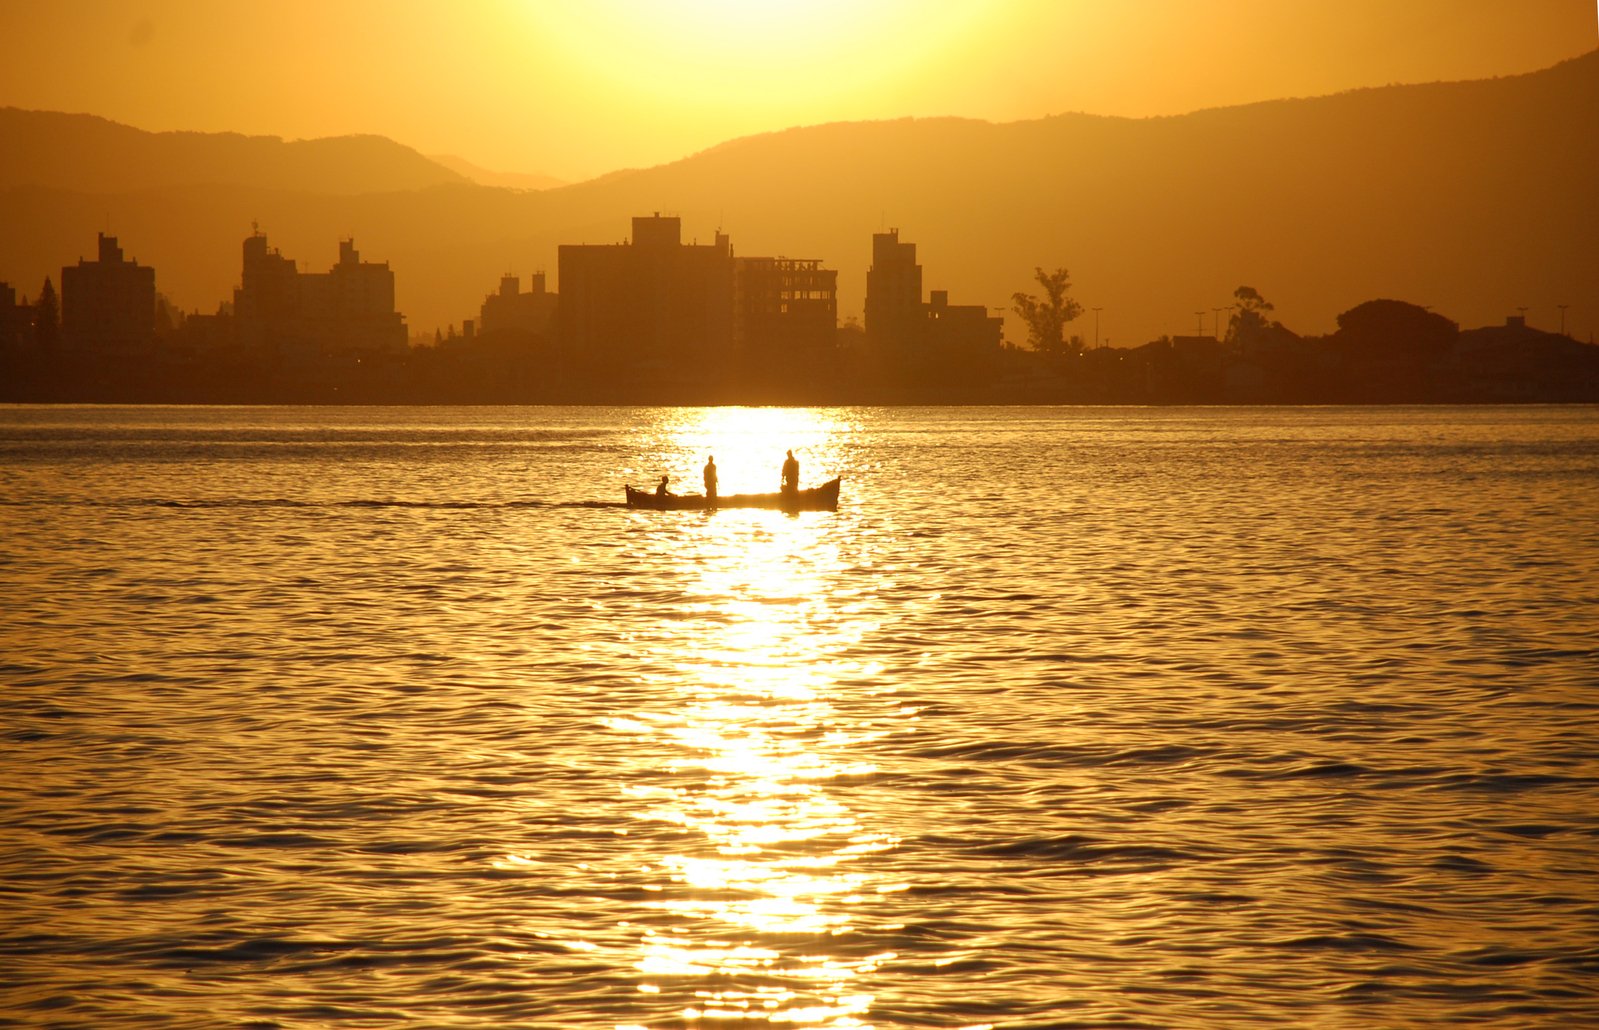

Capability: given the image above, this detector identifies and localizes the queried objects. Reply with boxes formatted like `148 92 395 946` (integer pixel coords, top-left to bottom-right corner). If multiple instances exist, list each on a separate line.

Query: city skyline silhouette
2 40 1597 353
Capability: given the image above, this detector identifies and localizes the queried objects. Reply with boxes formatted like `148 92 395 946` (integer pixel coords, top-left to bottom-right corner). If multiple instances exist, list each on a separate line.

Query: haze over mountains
3 50 1595 345
425 154 566 192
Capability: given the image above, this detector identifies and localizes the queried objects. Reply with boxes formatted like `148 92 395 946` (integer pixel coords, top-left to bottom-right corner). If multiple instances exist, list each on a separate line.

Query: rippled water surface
2 404 1598 1028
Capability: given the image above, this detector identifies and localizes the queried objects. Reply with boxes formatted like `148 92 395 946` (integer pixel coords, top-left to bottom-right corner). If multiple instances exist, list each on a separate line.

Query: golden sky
1 0 1593 181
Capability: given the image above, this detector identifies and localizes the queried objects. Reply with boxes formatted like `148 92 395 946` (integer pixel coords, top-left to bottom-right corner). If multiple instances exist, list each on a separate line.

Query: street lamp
1212 307 1224 339
1195 311 1205 336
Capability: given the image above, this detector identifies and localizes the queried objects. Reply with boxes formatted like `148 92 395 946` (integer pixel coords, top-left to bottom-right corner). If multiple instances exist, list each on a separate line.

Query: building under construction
734 256 838 381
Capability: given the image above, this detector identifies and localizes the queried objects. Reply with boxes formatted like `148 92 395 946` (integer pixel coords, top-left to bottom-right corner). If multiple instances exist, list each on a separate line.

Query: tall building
557 214 734 379
0 282 25 349
864 229 922 346
234 231 298 341
233 231 406 357
60 234 156 355
864 229 1001 355
479 272 558 337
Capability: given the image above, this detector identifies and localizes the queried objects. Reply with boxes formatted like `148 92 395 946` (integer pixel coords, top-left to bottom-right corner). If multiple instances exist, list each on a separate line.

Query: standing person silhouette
780 449 799 495
703 455 718 500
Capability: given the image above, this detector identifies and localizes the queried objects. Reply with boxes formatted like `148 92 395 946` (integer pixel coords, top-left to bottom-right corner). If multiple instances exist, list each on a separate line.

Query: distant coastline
5 221 1595 407
3 315 1595 407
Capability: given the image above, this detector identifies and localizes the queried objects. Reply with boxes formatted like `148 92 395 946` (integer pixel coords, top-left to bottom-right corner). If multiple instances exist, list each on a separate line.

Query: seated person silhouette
655 475 670 498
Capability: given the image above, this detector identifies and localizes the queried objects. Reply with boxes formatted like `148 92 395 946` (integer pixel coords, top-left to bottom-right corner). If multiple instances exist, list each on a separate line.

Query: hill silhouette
0 108 467 195
1 51 1595 345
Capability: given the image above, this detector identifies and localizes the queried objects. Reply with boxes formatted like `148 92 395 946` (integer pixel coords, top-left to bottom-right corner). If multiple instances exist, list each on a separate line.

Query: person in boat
703 455 718 500
780 449 799 494
655 475 671 498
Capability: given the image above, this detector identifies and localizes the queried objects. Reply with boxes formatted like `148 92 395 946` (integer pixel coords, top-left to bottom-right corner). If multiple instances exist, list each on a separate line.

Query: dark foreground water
2 404 1597 1029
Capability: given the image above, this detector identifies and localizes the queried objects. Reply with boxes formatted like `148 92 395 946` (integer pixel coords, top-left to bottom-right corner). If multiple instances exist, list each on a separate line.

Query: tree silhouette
1225 285 1275 345
1011 267 1083 356
1335 299 1458 356
34 277 58 347
155 292 182 336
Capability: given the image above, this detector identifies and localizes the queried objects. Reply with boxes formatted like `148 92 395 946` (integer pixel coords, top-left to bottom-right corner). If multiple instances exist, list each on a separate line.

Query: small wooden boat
626 477 841 512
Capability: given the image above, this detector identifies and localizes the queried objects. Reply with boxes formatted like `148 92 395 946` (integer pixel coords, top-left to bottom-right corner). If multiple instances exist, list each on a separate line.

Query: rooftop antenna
1092 306 1102 348
1557 303 1569 336
1195 311 1205 336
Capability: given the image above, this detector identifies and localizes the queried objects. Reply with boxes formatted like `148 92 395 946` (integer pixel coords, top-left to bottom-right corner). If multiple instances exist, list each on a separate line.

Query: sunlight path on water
605 409 903 1027
622 407 846 499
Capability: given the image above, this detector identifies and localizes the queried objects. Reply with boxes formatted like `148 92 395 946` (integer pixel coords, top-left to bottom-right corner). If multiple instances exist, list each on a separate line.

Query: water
2 404 1597 1029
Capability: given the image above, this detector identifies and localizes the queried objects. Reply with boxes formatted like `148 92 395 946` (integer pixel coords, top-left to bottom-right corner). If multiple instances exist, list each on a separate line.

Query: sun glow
520 0 995 129
625 406 852 499
601 407 900 1026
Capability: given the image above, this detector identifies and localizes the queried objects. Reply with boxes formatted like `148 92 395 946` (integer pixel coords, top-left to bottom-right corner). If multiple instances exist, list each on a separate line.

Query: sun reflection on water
607 408 898 1027
628 406 850 498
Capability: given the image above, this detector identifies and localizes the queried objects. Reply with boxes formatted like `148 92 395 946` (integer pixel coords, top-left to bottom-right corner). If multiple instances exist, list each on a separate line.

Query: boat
625 477 841 512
